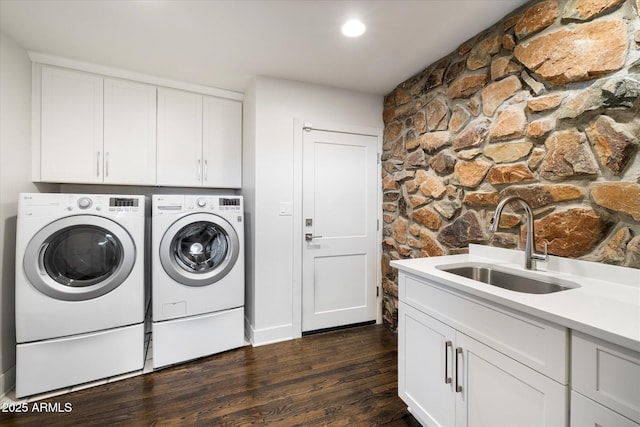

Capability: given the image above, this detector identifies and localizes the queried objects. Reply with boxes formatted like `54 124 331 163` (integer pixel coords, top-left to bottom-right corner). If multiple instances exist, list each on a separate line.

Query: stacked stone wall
382 0 640 330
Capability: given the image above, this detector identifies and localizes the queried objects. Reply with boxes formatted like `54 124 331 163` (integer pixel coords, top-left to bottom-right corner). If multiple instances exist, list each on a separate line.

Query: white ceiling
0 0 530 96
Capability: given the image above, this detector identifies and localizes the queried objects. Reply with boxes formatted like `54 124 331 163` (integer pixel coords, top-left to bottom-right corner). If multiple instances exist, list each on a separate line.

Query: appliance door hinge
377 286 380 298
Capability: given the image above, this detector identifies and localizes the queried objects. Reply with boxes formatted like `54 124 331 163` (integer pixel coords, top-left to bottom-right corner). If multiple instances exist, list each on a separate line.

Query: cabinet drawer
571 392 639 427
400 272 568 384
572 332 640 423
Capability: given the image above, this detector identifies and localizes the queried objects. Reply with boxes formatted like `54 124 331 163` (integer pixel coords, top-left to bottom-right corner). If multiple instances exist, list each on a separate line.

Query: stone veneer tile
482 75 522 116
591 182 640 220
586 115 638 175
562 0 625 22
448 73 489 99
531 208 607 256
515 0 559 40
514 20 628 85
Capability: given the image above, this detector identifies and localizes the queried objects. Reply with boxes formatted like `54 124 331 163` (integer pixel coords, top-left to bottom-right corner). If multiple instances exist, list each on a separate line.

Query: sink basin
436 262 579 294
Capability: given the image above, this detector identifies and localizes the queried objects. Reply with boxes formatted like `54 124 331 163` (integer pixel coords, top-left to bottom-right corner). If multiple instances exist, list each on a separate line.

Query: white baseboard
244 319 293 347
1 365 16 398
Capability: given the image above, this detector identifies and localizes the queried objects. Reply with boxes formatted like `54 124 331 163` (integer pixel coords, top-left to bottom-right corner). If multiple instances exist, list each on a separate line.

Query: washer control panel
153 195 243 215
220 198 241 207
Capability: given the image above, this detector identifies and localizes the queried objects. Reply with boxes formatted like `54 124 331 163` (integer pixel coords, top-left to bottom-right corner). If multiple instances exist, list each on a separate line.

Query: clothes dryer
152 195 244 368
15 193 147 397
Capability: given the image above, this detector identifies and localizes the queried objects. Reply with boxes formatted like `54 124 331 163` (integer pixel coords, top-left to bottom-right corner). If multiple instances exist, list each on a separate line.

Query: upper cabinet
157 88 203 187
39 66 104 184
33 64 242 188
37 66 156 185
103 78 157 185
202 95 242 188
156 89 241 188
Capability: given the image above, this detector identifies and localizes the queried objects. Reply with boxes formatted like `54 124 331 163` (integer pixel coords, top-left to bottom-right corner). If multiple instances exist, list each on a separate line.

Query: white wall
242 79 257 335
0 32 57 397
243 76 383 345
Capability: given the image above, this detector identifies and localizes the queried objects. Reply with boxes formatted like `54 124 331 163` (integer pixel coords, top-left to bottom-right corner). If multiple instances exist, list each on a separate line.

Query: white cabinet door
157 88 203 187
456 333 567 427
40 66 103 183
571 392 640 427
104 78 157 185
202 95 242 188
399 302 456 427
572 332 640 424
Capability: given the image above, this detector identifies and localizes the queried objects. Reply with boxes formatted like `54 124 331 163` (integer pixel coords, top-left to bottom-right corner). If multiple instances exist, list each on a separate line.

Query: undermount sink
436 262 579 294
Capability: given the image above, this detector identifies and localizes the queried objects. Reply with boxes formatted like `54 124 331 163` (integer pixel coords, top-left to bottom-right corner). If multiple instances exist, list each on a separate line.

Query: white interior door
302 128 378 332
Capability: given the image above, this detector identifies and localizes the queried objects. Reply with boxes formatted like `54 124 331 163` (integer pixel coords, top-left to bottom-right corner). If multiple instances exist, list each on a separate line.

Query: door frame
292 119 383 339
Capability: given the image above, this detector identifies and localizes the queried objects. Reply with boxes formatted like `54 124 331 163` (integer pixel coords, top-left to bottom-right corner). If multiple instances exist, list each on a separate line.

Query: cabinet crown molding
28 51 243 102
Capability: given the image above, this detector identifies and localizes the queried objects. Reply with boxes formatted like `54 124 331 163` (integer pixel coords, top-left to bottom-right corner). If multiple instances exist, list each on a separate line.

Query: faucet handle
534 240 549 262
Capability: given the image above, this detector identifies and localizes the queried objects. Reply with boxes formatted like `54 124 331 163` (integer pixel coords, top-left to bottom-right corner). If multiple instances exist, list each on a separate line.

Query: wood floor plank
2 325 420 426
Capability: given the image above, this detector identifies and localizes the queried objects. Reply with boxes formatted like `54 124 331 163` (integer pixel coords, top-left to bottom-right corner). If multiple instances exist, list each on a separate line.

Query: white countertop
390 244 640 353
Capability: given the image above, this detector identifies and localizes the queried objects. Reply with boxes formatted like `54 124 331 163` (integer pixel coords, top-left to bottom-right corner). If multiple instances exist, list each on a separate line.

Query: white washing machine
15 193 147 398
151 194 244 369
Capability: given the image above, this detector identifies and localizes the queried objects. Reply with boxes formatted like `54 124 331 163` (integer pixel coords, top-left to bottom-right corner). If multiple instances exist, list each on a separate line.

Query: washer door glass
160 213 239 287
173 221 229 272
24 215 136 301
44 226 122 287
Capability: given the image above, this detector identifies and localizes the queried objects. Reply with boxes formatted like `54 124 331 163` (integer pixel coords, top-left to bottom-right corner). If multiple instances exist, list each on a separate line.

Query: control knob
196 198 207 208
78 197 92 209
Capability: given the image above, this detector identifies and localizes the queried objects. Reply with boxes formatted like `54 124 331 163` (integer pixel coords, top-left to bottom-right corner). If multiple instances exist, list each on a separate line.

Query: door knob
305 233 323 241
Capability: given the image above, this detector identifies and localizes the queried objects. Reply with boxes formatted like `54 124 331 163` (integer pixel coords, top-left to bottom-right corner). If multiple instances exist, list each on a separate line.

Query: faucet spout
489 196 548 270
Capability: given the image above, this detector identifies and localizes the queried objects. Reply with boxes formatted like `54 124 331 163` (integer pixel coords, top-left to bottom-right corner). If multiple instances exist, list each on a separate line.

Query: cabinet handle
204 159 208 181
455 347 463 393
197 159 202 182
444 340 452 384
96 152 101 177
105 152 109 178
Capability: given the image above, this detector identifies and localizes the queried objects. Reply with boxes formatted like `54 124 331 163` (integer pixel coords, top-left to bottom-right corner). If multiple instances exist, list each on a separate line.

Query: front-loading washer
151 194 244 369
15 193 147 398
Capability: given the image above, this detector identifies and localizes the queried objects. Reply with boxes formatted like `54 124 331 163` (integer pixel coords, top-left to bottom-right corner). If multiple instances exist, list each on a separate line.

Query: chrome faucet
488 196 548 270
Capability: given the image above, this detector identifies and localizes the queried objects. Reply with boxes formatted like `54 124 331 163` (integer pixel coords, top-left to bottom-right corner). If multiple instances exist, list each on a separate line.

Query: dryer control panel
18 193 144 217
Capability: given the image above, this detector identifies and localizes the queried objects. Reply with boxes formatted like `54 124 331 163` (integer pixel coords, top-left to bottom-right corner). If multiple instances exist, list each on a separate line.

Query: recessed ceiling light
341 19 366 38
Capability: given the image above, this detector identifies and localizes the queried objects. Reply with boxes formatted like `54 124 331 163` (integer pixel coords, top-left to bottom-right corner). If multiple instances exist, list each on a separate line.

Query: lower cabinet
399 301 567 427
571 392 640 427
400 301 455 427
397 267 639 427
571 332 640 426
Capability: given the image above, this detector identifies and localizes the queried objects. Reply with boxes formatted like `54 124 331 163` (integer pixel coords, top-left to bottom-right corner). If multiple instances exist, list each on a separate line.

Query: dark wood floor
3 324 420 426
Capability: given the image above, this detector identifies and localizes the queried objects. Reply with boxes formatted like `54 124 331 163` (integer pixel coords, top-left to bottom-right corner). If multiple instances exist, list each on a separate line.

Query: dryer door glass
43 226 122 287
173 221 228 272
24 215 136 301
